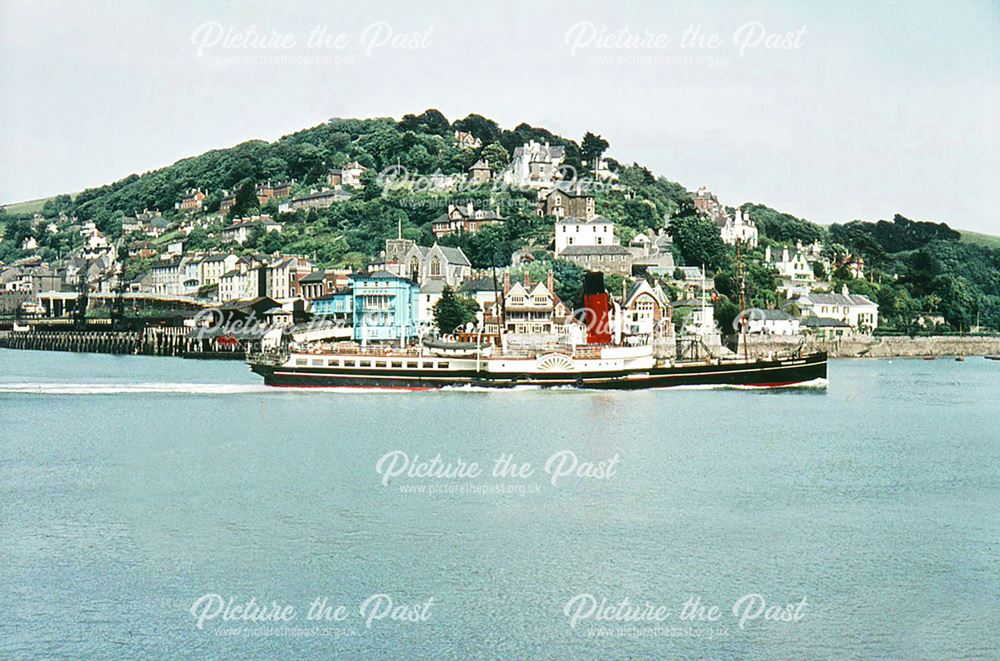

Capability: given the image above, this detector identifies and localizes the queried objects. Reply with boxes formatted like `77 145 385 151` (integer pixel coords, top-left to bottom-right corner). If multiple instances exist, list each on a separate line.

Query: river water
1 349 997 659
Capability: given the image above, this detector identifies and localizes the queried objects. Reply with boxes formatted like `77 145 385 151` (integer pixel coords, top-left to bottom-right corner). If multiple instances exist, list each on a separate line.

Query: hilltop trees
580 132 609 171
452 113 502 145
398 109 451 137
743 204 826 245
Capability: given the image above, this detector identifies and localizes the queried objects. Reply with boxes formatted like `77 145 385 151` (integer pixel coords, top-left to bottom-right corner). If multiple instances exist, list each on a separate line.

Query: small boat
955 356 965 362
922 356 936 361
986 356 1000 361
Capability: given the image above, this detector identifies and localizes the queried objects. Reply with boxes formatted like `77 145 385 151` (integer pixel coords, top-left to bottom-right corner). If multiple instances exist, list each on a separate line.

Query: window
376 361 387 368
438 362 450 369
430 257 441 276
295 359 307 366
391 361 403 368
360 360 371 367
406 361 417 368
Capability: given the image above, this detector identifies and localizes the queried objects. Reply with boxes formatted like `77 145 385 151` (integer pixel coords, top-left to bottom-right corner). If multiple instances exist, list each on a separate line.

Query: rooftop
802 293 877 307
556 216 612 226
559 244 631 256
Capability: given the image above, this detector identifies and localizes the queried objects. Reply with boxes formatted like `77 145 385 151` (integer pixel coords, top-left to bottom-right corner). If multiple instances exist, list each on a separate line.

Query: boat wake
0 382 274 395
667 378 829 391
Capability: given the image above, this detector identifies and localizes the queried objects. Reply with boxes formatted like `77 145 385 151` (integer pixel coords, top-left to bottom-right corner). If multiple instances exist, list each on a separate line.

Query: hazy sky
1 0 997 233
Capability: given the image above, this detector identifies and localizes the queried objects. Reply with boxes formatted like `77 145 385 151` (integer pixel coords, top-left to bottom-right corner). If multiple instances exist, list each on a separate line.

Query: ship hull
250 352 827 390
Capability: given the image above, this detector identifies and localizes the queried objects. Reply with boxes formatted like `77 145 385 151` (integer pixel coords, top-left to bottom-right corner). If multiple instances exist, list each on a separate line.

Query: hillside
1 109 998 331
2 195 65 216
960 230 1000 251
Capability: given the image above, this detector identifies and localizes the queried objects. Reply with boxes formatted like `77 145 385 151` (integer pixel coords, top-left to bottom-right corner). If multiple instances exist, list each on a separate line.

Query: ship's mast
491 250 507 333
737 238 749 361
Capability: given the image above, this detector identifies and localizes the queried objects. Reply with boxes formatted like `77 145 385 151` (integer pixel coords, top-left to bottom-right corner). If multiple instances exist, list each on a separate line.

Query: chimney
583 272 611 345
546 270 554 293
523 271 531 287
841 284 849 296
502 271 511 293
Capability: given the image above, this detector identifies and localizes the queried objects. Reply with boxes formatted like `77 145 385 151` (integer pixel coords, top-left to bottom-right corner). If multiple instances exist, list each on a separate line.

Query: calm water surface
1 349 997 659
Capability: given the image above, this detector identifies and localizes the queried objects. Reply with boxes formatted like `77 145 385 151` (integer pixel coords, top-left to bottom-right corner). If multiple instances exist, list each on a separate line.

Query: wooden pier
0 326 249 360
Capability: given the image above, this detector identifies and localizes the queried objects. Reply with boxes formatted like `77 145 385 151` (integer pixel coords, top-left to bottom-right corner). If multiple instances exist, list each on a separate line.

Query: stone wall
739 335 1000 358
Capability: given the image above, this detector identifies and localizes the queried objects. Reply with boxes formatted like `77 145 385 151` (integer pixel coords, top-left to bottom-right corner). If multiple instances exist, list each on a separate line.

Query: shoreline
3 331 1000 361
740 334 1000 359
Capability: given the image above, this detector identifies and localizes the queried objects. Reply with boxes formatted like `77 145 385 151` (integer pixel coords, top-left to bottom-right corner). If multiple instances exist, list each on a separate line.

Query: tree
433 285 476 334
480 142 509 174
580 132 609 172
666 216 730 273
453 113 502 144
41 194 74 218
552 260 587 311
360 169 381 201
230 178 259 218
398 109 451 136
744 204 825 245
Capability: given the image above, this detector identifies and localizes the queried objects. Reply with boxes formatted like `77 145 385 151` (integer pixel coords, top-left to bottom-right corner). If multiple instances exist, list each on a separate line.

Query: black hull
250 352 828 390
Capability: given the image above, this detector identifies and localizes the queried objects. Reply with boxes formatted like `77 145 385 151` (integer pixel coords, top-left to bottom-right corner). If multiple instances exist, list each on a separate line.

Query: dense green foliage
743 204 825 245
667 215 729 272
2 110 998 332
433 285 477 334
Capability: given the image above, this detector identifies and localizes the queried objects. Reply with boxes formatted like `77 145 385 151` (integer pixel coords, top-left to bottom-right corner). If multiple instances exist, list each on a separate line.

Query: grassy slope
2 197 52 215
959 229 1000 250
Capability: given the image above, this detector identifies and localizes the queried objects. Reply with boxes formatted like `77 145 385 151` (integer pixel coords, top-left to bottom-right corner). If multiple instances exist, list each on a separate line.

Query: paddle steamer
247 272 827 390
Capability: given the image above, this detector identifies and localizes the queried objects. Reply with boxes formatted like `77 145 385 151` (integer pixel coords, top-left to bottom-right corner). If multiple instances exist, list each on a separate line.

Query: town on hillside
1 112 992 349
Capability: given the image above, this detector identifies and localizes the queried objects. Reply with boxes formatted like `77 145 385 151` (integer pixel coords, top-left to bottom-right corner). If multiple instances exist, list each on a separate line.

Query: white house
766 245 815 298
502 141 565 189
199 254 241 287
326 161 368 188
719 207 758 248
221 216 282 245
453 130 482 149
150 257 183 295
181 255 203 295
417 279 447 330
622 279 670 338
219 269 251 302
797 286 879 332
555 216 615 255
743 309 801 335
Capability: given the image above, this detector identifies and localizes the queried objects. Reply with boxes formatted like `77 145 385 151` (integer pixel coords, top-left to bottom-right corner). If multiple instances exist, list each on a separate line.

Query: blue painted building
350 271 419 344
310 290 353 318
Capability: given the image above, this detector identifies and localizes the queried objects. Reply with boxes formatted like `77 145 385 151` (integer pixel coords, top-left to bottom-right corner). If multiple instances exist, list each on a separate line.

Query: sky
1 0 997 233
